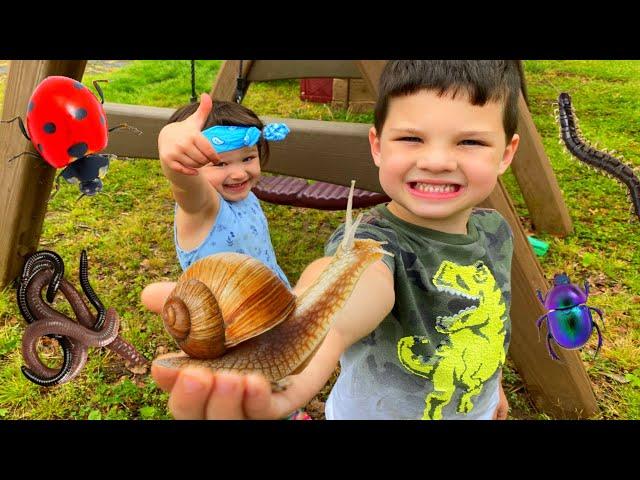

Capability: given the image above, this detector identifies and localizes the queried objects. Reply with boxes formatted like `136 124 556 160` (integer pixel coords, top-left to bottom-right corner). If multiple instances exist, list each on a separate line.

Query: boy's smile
370 89 519 234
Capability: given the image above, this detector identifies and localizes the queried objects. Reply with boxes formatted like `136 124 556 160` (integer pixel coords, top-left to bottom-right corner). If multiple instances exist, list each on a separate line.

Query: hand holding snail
154 181 392 387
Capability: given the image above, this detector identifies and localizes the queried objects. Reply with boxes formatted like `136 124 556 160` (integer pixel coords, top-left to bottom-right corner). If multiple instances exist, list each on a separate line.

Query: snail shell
162 253 295 359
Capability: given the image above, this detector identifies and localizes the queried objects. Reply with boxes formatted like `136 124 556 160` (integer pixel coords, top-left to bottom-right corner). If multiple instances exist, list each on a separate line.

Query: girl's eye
459 139 486 146
214 162 227 167
243 156 257 163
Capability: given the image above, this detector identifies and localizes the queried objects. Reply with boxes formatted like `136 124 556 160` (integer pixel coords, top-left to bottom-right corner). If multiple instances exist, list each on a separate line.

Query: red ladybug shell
25 76 108 169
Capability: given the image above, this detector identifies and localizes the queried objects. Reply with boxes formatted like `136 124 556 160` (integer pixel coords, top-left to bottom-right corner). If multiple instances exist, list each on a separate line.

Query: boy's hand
158 93 221 176
152 357 294 419
493 383 509 420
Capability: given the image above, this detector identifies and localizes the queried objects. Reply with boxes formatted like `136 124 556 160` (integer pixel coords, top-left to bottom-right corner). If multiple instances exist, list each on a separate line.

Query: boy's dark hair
168 100 270 166
374 60 524 140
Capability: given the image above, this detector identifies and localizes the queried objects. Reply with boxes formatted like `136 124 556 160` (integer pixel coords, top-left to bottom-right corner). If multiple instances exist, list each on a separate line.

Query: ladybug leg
92 80 108 104
108 123 142 136
591 321 604 359
546 334 561 361
49 174 64 200
536 289 546 305
1 116 30 141
536 314 548 341
7 151 41 163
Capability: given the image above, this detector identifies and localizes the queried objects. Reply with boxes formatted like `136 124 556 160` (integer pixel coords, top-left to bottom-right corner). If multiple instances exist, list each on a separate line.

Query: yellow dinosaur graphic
397 260 507 420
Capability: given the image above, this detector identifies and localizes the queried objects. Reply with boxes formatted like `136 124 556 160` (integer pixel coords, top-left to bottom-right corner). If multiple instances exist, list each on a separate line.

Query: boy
151 60 521 420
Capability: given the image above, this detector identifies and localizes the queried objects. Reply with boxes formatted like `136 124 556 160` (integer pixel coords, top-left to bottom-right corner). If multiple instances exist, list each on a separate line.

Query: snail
155 181 392 382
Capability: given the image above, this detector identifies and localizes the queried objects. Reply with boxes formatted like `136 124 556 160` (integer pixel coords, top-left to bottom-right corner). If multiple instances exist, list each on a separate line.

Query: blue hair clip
202 123 290 154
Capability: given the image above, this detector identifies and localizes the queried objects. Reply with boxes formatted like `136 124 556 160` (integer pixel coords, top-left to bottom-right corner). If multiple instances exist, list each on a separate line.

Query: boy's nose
415 150 457 172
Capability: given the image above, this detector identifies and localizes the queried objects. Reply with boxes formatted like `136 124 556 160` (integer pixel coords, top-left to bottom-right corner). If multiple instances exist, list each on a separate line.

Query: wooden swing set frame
0 60 596 418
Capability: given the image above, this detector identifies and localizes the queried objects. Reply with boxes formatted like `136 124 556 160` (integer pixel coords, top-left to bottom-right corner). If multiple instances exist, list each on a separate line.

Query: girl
141 93 291 313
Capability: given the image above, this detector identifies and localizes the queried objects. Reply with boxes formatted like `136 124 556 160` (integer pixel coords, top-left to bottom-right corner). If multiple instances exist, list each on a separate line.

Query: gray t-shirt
323 205 513 420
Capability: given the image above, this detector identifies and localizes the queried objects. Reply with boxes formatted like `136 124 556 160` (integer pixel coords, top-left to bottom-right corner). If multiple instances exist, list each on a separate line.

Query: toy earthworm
17 250 149 386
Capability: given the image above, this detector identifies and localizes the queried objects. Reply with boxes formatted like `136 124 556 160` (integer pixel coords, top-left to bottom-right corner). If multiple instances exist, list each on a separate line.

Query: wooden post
510 94 573 237
480 180 597 418
210 60 253 101
0 60 87 288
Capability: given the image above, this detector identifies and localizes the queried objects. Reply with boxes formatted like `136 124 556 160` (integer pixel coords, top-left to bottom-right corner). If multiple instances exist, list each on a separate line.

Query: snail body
157 182 391 381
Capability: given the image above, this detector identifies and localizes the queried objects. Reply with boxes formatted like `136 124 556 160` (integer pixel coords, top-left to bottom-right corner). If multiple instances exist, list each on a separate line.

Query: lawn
0 60 638 420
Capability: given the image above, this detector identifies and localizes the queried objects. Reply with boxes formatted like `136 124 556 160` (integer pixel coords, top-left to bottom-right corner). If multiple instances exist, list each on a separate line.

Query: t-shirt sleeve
324 222 396 275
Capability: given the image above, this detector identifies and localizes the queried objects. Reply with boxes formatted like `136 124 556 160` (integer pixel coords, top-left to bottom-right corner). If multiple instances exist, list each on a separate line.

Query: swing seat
252 175 390 210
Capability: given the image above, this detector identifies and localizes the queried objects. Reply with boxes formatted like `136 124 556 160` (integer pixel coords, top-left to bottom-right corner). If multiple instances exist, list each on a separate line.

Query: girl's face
370 89 519 234
201 145 262 201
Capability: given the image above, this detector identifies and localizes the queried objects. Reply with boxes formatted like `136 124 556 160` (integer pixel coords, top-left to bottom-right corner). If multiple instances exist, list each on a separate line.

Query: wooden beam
480 180 597 418
355 60 387 97
103 103 380 190
247 60 362 81
511 94 573 236
210 60 254 101
0 60 87 288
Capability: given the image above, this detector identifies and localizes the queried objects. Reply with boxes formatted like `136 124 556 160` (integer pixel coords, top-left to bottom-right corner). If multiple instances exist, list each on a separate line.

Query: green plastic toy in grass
527 236 549 257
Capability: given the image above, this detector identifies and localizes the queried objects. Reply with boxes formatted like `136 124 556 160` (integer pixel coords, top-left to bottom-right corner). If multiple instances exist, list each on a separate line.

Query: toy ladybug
1 76 140 197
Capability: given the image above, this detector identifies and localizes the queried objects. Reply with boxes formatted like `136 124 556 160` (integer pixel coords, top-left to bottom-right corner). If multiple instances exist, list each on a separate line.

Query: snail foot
270 377 291 392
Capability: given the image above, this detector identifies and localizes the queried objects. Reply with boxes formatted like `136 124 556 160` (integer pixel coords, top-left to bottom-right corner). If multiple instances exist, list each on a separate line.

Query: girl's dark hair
168 100 270 166
374 60 524 140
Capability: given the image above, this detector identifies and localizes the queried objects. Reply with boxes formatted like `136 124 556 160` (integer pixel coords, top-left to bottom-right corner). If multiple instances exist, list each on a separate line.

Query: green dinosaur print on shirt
397 260 507 420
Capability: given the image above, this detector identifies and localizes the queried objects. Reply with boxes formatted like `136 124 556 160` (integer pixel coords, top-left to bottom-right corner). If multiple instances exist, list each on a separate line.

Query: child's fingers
167 368 215 420
204 372 247 419
151 356 184 392
194 133 221 163
167 159 199 176
242 373 281 419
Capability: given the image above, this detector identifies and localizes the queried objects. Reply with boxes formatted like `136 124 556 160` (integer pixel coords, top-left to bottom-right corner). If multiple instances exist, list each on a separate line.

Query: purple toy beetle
536 273 604 361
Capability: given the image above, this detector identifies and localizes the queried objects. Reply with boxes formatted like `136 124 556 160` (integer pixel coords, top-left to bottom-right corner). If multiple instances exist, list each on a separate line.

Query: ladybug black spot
43 122 56 134
74 108 88 120
73 81 84 89
28 101 34 112
67 142 88 158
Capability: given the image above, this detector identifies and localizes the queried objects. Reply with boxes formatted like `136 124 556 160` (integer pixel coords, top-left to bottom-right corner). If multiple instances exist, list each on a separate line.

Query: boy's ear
369 126 382 167
498 133 520 175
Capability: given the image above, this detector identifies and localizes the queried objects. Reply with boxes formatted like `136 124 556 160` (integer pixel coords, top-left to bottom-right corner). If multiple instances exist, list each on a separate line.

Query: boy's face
370 89 520 234
201 145 261 201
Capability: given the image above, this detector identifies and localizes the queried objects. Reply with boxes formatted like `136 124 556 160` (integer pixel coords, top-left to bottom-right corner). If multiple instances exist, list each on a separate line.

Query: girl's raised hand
158 93 221 176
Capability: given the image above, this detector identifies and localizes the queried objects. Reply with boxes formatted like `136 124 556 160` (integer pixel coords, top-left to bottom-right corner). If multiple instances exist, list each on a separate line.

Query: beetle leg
536 314 548 341
536 289 546 305
589 307 605 331
591 321 604 359
546 334 561 361
584 281 590 298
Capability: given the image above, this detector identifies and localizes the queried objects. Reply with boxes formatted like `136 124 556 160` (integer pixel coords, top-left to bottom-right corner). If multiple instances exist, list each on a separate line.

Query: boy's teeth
414 183 457 193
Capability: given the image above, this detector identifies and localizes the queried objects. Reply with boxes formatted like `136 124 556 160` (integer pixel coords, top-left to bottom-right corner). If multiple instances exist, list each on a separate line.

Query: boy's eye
398 136 422 143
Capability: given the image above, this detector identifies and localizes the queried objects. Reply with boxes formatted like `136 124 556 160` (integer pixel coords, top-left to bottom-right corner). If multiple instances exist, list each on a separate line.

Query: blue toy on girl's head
536 273 605 361
201 123 290 153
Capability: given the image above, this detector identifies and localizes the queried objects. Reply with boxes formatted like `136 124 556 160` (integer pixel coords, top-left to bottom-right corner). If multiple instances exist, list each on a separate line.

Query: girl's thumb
190 93 213 127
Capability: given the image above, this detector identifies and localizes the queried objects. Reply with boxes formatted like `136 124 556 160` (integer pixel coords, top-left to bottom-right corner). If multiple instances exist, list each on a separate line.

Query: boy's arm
151 258 395 419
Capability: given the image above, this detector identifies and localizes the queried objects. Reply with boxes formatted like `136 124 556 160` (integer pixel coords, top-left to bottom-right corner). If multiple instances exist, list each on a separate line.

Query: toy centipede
557 92 640 222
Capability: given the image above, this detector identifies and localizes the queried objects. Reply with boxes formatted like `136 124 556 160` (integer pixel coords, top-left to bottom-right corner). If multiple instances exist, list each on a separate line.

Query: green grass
0 60 638 419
